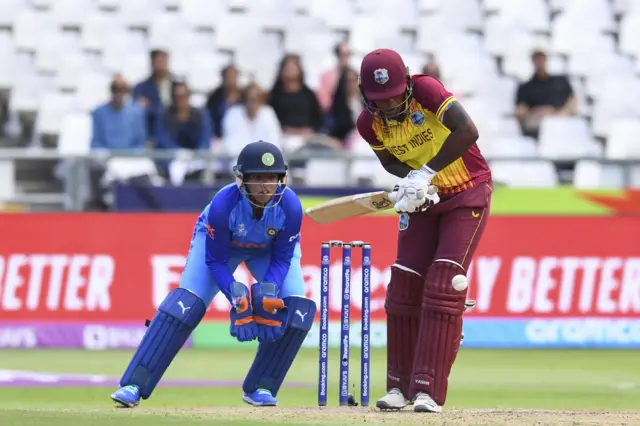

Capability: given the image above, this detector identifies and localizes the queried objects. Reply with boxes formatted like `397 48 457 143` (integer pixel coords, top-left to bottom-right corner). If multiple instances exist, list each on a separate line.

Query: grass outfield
0 348 639 425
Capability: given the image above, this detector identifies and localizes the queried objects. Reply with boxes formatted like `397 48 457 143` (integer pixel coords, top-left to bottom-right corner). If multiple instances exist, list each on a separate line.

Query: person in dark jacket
155 81 213 182
205 64 241 139
132 49 176 137
268 54 324 137
328 67 363 143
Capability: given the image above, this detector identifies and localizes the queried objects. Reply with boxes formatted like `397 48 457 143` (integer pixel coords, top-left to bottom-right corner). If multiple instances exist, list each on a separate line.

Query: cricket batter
110 140 315 408
356 49 492 413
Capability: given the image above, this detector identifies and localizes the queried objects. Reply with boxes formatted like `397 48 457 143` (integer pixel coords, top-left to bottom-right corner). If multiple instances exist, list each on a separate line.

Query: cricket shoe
413 392 442 413
375 388 410 410
111 385 141 408
242 388 277 406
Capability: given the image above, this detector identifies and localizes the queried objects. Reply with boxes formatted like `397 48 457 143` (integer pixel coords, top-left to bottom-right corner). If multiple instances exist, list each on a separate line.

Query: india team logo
262 152 275 166
373 68 389 84
410 111 426 126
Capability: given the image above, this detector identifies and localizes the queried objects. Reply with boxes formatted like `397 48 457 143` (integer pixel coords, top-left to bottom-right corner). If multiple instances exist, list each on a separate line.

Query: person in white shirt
222 82 283 157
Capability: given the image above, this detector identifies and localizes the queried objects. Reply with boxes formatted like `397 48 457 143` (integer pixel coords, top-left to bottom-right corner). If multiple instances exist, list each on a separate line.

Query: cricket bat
304 190 395 225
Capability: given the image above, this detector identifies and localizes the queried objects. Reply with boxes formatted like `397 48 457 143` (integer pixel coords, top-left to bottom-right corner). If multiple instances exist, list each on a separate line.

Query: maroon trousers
385 180 492 404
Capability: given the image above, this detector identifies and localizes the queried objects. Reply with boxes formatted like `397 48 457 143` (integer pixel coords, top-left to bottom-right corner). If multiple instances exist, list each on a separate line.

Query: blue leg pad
242 296 316 397
119 287 206 399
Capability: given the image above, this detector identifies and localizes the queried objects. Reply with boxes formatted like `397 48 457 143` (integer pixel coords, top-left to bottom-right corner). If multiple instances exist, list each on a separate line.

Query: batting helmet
359 49 413 116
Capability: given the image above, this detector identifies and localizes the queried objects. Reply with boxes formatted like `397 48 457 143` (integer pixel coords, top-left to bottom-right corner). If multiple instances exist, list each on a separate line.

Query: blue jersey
195 183 303 301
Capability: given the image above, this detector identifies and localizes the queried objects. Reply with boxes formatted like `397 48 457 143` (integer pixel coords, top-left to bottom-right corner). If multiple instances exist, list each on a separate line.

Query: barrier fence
0 214 638 349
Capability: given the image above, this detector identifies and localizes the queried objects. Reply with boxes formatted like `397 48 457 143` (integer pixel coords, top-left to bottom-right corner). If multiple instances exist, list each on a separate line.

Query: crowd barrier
0 214 638 349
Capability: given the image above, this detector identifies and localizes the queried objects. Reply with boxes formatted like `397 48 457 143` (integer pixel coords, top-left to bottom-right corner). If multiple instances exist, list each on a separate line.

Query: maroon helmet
359 48 413 117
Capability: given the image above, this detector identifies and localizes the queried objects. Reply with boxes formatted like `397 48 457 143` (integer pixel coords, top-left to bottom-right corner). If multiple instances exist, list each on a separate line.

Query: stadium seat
9 71 51 115
102 157 161 185
34 30 81 74
605 119 640 159
178 0 221 29
538 117 603 160
304 158 349 187
96 0 122 10
480 136 539 159
490 160 559 187
573 160 625 189
115 0 162 28
50 0 96 28
500 0 551 32
54 52 98 91
74 72 112 111
437 0 483 31
590 77 640 138
101 32 148 75
562 0 615 31
148 11 190 51
184 52 224 94
13 9 56 52
0 0 28 29
57 112 92 155
34 92 78 142
308 0 356 32
0 160 16 202
619 12 640 59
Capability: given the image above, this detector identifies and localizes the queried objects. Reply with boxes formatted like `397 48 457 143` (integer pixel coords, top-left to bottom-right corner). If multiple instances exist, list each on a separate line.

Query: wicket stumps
318 240 371 407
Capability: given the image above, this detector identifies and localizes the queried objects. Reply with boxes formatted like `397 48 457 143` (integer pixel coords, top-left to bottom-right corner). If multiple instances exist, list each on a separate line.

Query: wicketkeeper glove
250 282 289 343
229 282 259 342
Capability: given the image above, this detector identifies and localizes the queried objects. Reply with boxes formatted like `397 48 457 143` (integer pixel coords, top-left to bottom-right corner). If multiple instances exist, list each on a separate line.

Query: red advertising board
0 214 638 322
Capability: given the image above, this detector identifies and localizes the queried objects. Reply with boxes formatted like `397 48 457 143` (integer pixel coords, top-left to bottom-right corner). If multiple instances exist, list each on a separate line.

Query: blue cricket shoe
242 388 277 406
111 384 141 408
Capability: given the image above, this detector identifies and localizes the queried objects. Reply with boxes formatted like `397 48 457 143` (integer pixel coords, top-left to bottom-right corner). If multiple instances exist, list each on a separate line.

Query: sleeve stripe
370 144 387 151
436 96 456 120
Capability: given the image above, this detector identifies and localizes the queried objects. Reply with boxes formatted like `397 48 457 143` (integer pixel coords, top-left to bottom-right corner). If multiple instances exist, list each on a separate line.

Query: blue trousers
179 231 305 306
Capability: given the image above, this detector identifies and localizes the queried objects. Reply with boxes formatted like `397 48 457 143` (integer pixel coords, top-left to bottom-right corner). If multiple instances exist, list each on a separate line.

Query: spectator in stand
91 74 147 151
89 74 147 209
206 64 242 140
155 81 213 151
328 67 363 145
423 61 441 80
222 82 282 157
269 54 324 137
132 49 176 137
317 41 351 112
154 81 213 183
516 49 577 138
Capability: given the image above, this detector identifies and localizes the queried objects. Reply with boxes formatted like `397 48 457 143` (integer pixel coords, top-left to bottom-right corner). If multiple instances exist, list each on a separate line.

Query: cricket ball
451 275 468 291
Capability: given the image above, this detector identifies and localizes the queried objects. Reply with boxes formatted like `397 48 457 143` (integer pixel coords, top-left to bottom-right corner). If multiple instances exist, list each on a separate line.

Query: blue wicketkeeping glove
250 282 289 343
229 282 258 342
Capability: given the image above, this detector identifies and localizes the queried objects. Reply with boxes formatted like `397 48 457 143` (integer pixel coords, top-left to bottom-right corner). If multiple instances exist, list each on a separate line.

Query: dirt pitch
109 407 640 425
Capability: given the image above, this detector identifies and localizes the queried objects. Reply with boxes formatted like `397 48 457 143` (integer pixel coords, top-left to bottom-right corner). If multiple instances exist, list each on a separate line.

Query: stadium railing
0 147 636 212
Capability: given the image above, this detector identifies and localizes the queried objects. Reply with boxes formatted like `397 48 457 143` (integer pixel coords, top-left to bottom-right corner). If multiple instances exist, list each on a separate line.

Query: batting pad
242 296 316 397
411 261 467 406
384 266 423 397
120 287 206 399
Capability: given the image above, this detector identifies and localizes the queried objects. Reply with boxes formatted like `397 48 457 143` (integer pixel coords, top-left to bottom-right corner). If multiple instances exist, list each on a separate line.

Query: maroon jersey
357 75 491 195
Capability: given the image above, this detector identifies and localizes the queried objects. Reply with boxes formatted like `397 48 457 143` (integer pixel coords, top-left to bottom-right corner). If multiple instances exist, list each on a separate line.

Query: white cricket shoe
413 392 442 413
375 388 410 410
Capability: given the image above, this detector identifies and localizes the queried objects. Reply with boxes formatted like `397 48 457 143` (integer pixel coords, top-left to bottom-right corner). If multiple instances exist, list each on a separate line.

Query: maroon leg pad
384 266 423 397
410 261 467 406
